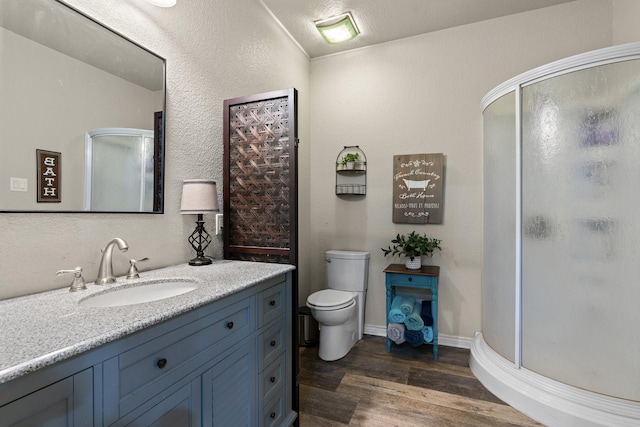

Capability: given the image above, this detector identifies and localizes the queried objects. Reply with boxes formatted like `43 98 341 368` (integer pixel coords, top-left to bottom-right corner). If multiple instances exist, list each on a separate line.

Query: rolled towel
388 295 406 323
404 300 425 331
404 329 424 347
420 300 433 327
387 323 406 345
421 326 434 343
400 296 416 315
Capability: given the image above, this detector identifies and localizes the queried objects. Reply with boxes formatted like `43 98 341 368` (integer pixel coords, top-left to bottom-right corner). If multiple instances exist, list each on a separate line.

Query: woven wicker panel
228 96 291 252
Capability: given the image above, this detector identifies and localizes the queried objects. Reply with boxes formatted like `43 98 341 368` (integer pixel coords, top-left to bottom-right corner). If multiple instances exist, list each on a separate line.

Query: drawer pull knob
270 412 276 419
157 358 167 369
270 376 276 383
269 300 276 307
270 340 277 347
408 277 413 282
226 321 234 329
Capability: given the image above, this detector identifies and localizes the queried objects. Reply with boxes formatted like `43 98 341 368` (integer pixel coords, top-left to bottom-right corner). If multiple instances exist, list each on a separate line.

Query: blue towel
387 323 406 345
400 296 416 315
404 301 424 331
404 329 424 347
388 295 406 323
421 300 433 327
422 326 434 343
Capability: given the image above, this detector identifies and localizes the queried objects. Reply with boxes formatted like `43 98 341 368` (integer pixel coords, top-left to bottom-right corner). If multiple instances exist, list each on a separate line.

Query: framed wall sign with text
392 153 444 224
36 149 61 203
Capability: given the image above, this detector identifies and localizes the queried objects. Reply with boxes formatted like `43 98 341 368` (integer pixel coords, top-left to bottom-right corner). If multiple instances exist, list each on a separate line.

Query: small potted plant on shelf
381 231 442 270
341 152 360 170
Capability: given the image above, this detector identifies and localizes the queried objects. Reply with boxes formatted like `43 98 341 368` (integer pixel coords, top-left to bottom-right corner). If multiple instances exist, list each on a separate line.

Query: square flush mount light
315 12 360 44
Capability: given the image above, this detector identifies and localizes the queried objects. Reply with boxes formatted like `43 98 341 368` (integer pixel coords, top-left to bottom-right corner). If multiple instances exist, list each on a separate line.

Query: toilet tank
326 250 370 292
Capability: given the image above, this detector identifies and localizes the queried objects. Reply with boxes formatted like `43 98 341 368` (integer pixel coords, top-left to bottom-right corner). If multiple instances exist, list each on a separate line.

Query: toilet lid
307 289 354 310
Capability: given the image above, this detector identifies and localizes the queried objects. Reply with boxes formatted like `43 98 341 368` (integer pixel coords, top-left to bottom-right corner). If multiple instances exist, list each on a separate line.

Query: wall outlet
10 177 27 192
215 213 223 235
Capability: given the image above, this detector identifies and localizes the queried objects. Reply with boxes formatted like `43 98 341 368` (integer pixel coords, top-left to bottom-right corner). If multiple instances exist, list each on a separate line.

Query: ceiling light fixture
145 0 176 7
315 12 360 44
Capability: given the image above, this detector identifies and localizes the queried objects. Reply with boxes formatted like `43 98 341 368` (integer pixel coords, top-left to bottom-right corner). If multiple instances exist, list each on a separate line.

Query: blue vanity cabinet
102 273 294 426
0 271 296 427
0 368 94 426
102 294 256 424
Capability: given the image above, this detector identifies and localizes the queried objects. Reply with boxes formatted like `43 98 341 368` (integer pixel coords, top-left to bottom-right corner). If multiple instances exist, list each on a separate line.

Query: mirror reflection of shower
84 128 154 212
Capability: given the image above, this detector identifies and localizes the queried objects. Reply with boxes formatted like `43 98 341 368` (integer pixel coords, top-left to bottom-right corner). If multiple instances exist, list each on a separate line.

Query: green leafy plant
340 152 360 165
381 231 442 261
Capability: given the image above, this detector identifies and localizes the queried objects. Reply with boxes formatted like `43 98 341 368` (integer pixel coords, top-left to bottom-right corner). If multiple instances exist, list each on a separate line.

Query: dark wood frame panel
222 88 299 422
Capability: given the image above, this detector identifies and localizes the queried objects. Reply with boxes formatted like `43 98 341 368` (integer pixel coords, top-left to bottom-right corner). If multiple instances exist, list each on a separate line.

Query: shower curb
470 332 640 427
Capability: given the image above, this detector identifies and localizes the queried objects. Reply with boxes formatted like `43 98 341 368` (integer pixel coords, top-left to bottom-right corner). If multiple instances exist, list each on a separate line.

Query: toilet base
317 321 358 361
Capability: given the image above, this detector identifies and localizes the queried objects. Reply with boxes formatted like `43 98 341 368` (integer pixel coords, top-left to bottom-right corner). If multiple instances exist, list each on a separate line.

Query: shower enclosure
84 128 154 212
473 43 640 426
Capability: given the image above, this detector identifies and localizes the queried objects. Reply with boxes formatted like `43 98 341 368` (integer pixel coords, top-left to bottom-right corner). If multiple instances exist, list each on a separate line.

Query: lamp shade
180 180 219 214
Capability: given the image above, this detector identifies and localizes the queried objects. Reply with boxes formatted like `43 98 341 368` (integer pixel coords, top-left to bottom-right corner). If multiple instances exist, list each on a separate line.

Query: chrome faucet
96 238 129 285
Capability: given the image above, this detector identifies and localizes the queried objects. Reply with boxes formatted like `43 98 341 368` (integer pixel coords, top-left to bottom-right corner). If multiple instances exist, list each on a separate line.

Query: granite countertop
0 260 294 384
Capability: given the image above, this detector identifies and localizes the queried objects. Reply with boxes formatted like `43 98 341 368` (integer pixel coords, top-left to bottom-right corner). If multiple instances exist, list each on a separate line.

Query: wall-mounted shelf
336 146 367 195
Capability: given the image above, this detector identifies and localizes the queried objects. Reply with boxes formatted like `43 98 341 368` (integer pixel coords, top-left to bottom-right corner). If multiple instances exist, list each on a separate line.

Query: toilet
306 250 370 361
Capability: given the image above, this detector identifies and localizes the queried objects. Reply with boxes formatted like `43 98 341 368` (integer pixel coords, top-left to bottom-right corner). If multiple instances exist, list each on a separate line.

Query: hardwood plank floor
299 335 544 426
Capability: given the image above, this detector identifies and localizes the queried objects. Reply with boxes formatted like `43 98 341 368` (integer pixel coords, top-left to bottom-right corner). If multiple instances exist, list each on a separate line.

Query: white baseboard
364 324 472 349
470 332 640 427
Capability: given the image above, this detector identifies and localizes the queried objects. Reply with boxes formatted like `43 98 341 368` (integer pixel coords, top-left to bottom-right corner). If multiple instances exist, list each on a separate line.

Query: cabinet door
0 368 93 427
202 342 255 426
122 378 201 427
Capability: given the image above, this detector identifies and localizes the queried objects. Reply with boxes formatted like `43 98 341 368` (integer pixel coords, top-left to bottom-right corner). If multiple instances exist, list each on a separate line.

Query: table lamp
180 179 219 266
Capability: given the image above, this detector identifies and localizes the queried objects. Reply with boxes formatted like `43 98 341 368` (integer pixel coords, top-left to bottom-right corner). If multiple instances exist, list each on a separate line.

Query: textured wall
0 0 310 299
613 0 640 44
308 0 614 340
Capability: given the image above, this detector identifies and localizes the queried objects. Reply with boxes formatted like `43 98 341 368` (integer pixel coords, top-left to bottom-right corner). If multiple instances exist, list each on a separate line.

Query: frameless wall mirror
0 0 166 213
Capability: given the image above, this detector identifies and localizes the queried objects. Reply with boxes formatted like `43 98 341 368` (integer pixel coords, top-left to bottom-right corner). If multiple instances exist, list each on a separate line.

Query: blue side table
384 264 440 360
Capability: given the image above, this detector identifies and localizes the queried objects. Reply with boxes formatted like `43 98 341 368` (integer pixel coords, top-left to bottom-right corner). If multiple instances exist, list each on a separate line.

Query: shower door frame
482 42 640 370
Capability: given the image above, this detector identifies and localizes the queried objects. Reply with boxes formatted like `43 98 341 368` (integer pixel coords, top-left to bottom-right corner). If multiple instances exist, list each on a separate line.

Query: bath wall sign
392 153 443 224
36 149 61 203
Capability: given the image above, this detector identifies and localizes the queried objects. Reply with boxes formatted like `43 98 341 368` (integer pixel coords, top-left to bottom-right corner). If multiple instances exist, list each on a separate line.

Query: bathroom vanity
0 261 296 426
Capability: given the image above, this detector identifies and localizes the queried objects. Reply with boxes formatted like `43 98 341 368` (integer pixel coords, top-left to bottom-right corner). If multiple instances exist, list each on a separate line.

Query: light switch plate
10 177 27 192
215 213 223 235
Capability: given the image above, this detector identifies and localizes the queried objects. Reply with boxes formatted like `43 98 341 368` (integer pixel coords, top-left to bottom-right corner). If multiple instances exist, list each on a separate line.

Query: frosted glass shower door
84 129 154 212
482 91 517 363
521 60 640 401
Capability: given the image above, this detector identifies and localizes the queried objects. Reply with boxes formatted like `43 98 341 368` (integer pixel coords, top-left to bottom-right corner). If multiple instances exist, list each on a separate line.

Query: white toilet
306 250 369 361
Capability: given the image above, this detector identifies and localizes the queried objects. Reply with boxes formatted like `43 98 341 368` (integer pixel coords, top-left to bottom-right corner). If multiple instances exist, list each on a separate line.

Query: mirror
0 0 166 213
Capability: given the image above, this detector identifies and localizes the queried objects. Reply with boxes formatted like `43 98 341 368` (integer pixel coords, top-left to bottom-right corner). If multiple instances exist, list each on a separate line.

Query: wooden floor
298 335 544 427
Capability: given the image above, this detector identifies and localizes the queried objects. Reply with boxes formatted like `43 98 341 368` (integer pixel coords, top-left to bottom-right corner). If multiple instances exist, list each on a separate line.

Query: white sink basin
79 280 197 308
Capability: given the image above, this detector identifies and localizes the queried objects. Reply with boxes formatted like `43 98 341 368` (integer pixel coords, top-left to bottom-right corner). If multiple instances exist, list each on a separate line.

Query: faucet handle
126 258 149 279
56 267 87 292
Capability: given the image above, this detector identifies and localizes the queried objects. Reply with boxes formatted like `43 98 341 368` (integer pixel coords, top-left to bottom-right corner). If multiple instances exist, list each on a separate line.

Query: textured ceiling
260 0 577 58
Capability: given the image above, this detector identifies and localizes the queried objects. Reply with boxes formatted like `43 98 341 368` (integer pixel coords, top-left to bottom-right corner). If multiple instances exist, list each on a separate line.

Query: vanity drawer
258 321 285 371
262 389 286 427
107 297 254 418
258 281 286 327
259 353 285 405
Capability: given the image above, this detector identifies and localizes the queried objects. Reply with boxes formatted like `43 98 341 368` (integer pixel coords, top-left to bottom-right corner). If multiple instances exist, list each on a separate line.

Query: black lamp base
187 214 213 267
188 256 212 266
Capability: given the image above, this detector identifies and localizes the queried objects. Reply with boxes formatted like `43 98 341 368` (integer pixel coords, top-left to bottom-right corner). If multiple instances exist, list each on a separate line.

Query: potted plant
341 152 360 170
381 231 442 269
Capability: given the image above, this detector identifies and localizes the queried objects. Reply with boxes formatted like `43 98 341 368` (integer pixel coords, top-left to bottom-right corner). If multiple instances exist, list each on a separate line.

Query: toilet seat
307 289 354 311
